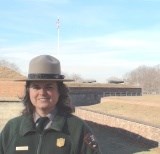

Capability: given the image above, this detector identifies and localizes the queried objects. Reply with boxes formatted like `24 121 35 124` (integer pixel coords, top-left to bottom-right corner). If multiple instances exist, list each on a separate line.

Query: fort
69 85 142 106
0 66 142 105
0 66 160 153
0 79 142 106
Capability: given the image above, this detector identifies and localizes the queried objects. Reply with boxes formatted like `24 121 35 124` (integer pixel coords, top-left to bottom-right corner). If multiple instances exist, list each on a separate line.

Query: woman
0 55 101 154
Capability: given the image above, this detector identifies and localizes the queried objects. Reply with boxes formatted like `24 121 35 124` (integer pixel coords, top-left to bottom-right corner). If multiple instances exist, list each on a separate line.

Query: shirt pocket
42 132 72 154
12 134 38 154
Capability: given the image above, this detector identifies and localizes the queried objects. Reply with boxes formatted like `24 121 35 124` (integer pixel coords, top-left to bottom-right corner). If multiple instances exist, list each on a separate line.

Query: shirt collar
33 107 58 123
20 109 66 136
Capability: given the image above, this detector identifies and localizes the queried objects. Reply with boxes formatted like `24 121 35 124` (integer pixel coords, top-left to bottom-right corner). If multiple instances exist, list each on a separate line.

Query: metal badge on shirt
56 138 65 147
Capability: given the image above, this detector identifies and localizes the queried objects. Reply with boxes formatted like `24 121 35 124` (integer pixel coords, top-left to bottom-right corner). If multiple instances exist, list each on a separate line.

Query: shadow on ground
87 121 159 154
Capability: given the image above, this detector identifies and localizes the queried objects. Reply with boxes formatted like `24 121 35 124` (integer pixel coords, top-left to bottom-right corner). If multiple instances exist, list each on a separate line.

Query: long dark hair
21 81 74 115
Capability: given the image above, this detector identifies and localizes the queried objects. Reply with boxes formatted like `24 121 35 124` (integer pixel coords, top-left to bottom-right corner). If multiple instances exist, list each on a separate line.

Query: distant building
82 79 96 83
108 80 124 84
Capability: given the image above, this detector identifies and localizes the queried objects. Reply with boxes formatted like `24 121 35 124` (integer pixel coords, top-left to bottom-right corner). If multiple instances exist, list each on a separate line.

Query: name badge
16 146 29 151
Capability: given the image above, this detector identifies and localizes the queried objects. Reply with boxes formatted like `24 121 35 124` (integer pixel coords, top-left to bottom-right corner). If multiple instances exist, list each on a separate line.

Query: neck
35 108 55 117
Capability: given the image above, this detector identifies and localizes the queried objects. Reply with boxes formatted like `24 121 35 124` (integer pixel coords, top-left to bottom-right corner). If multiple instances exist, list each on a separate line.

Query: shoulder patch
84 133 98 150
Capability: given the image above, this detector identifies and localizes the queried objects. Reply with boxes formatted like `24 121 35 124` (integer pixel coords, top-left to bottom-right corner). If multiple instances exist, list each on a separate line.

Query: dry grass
82 95 160 153
82 95 160 127
0 102 23 130
0 66 25 79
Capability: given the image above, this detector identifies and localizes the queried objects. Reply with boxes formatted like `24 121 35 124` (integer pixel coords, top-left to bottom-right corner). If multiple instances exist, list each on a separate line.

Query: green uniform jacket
0 112 101 154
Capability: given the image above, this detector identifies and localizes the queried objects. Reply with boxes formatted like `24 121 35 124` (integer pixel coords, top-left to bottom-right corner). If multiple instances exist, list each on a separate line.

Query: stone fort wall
75 108 160 147
69 86 142 105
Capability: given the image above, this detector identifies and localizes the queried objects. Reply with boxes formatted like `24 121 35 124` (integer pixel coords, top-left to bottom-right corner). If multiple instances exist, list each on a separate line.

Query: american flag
56 18 60 29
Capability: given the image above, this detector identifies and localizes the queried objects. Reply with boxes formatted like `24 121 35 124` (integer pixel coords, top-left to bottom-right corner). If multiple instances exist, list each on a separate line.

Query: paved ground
89 122 160 154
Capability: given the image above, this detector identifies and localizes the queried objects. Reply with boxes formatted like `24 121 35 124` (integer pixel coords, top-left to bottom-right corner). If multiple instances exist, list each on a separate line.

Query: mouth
38 98 50 101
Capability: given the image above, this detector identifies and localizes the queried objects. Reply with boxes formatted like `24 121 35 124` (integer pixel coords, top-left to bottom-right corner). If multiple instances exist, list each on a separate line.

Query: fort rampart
0 80 142 106
69 86 142 106
75 108 160 146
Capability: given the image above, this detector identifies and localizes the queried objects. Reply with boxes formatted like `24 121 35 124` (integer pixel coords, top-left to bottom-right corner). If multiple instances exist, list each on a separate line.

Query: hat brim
14 78 74 82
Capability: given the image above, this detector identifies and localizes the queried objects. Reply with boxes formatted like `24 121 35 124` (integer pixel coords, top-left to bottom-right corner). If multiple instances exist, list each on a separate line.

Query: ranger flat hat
16 55 73 82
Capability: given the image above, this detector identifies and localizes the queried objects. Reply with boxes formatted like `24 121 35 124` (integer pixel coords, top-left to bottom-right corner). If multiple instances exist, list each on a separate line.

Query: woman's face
29 81 59 115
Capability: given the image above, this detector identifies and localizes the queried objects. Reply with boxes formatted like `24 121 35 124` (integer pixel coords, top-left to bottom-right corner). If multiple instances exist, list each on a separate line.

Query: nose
39 87 47 95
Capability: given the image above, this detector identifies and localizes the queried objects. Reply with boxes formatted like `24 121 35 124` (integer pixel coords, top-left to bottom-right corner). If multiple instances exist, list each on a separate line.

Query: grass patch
82 95 160 127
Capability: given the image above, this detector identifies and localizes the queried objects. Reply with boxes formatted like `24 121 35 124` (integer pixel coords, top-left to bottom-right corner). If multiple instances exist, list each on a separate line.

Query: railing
103 92 142 97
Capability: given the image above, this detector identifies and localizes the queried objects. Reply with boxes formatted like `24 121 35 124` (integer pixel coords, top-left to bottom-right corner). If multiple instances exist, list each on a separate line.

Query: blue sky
0 0 160 82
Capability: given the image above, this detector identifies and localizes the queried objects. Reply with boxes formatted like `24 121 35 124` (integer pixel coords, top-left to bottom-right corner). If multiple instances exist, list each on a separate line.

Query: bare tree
0 59 20 72
124 65 160 94
70 73 83 82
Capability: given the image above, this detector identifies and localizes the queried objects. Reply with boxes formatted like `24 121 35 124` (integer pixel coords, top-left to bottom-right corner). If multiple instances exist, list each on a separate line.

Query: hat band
28 74 64 80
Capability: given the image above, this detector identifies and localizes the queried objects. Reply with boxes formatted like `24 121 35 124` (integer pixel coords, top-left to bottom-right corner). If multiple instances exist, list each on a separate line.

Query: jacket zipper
36 134 43 154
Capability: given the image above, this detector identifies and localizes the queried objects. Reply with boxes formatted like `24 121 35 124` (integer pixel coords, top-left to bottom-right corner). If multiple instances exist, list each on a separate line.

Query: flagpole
56 18 60 58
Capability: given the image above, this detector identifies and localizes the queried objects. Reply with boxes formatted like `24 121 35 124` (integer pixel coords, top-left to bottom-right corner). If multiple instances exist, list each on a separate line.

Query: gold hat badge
56 138 65 147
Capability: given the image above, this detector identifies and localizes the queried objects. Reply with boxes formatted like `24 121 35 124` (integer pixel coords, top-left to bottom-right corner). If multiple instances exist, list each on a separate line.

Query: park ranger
0 55 101 154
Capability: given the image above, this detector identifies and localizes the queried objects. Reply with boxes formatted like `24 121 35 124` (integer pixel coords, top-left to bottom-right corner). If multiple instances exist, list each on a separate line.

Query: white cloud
1 27 160 82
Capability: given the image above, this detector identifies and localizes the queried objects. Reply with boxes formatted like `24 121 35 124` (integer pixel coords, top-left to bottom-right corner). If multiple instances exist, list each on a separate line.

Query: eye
46 86 53 89
45 85 55 90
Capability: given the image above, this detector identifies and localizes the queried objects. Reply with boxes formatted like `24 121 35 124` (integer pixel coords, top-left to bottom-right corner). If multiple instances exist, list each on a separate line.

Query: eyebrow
30 83 55 86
